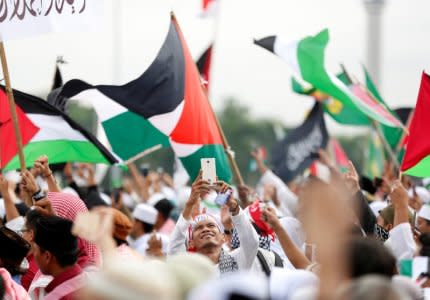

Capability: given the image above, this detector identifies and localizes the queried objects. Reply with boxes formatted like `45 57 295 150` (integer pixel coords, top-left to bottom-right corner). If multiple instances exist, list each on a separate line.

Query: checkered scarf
48 192 100 266
230 224 271 251
218 248 239 274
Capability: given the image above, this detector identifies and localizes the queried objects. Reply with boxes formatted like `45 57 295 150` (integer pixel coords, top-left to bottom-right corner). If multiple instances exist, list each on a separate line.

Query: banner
0 0 103 41
271 103 329 183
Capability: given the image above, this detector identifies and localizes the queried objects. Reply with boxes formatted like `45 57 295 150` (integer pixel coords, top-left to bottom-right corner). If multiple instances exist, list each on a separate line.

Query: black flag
271 103 329 183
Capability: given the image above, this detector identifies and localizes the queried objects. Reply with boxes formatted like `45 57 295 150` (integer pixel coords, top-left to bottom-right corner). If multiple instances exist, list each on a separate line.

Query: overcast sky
2 0 430 135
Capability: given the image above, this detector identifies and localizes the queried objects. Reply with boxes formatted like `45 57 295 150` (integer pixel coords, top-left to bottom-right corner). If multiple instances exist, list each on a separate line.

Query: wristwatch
32 189 46 202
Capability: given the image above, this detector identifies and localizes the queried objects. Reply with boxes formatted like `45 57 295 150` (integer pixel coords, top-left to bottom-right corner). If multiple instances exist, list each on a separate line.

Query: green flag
364 130 385 179
256 30 403 128
291 72 370 125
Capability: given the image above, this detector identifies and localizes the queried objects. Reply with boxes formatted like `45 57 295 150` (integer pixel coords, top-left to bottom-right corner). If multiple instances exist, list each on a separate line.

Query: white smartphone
201 158 216 185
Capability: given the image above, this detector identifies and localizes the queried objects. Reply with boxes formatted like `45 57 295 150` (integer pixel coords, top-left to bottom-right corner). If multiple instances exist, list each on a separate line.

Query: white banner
0 0 103 41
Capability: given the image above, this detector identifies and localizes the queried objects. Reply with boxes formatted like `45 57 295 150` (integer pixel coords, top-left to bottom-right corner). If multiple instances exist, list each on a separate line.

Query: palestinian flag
197 44 213 87
0 90 39 168
291 72 370 125
200 0 218 17
363 66 403 152
254 31 402 128
401 72 430 177
56 14 232 182
0 86 117 171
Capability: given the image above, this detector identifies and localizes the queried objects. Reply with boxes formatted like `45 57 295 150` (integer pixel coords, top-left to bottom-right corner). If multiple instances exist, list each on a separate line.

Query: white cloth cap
370 201 388 217
408 187 430 204
133 203 158 224
418 205 430 221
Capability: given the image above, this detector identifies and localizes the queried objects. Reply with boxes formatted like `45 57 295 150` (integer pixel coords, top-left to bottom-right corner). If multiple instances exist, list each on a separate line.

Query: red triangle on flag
401 72 430 172
0 89 39 168
169 17 223 146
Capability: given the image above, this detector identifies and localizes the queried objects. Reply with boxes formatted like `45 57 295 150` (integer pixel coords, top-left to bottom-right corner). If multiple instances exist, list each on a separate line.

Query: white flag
0 0 103 41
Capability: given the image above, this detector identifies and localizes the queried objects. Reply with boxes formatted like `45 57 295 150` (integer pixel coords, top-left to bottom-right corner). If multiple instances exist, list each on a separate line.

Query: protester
169 174 267 275
128 203 169 256
417 205 430 234
0 226 31 281
153 198 176 234
31 215 86 300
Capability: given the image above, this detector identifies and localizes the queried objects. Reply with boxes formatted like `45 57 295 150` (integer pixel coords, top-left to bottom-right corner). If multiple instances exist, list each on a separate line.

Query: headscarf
47 192 100 265
187 214 222 246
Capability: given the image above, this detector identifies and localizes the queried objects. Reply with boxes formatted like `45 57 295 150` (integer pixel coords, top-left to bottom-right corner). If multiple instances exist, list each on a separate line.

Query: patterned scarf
374 224 390 242
230 225 271 251
218 248 239 274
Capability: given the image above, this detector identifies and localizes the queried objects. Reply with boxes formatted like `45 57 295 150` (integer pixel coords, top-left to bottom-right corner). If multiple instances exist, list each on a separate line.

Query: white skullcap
418 205 430 221
408 187 430 204
133 203 158 225
370 201 388 217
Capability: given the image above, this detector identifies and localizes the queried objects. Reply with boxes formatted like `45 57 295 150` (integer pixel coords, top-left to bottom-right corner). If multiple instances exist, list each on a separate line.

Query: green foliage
218 98 287 185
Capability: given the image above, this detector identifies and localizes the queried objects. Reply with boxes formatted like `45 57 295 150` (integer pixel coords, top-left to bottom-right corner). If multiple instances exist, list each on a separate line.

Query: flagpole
371 120 400 169
395 109 414 152
0 42 26 172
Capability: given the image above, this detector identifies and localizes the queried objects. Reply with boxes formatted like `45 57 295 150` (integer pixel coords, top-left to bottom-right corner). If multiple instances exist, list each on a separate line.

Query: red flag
248 200 275 241
401 72 430 177
0 89 39 168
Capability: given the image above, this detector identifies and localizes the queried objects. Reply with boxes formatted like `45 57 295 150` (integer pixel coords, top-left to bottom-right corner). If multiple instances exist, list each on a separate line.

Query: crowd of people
0 149 430 300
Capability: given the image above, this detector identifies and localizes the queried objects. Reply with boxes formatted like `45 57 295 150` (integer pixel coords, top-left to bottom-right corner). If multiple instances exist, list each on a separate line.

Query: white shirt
128 233 170 256
169 209 262 273
385 222 416 261
259 170 298 217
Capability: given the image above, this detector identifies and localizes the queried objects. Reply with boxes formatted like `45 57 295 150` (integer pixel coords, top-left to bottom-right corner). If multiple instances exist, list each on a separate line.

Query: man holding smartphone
169 172 262 275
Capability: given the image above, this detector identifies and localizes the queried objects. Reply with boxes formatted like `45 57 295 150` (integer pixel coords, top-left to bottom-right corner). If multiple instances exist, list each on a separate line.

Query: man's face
417 217 430 234
32 243 51 275
191 219 224 251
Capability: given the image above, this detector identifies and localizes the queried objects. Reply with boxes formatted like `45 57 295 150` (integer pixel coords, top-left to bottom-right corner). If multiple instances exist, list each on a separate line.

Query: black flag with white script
271 103 329 183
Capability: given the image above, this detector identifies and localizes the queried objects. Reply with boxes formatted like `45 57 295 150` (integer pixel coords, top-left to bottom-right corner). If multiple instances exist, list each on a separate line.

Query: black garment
353 191 376 235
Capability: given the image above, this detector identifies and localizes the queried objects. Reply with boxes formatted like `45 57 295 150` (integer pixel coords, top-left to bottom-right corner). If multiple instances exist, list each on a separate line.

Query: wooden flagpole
0 42 26 172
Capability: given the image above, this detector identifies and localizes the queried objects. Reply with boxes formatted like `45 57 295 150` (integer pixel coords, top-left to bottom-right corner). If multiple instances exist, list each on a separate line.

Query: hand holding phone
201 158 216 185
215 188 233 206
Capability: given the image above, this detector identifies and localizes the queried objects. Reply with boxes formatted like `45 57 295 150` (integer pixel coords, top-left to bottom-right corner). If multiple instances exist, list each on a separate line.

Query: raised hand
21 170 40 196
34 155 52 178
146 232 163 257
343 160 360 194
261 206 281 230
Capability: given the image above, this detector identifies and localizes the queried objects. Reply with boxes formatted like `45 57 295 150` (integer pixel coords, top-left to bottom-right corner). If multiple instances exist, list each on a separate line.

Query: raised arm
127 163 150 202
227 193 259 270
168 173 209 255
34 155 61 193
262 207 311 269
0 175 20 222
